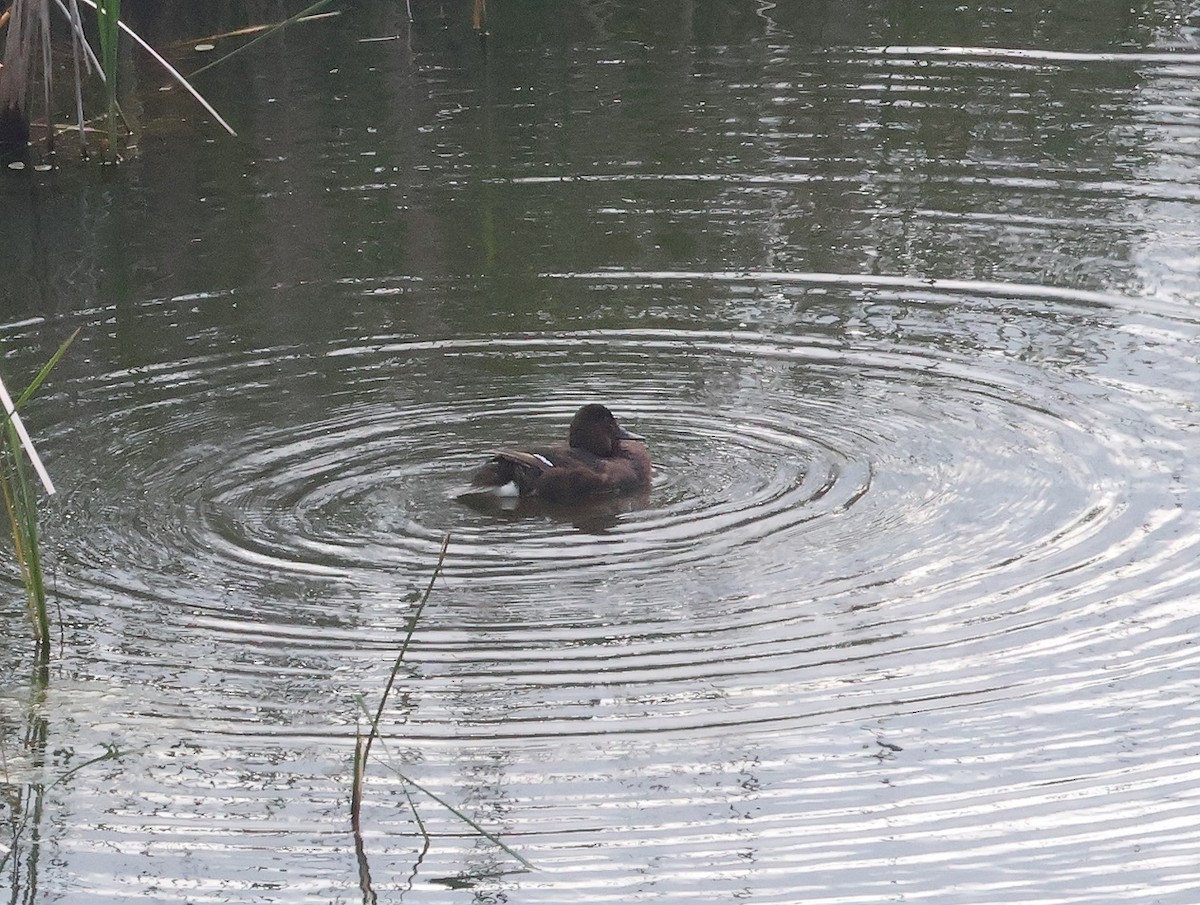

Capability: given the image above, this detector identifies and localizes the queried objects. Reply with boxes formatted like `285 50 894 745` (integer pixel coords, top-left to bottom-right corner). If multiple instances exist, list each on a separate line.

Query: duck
466 404 652 504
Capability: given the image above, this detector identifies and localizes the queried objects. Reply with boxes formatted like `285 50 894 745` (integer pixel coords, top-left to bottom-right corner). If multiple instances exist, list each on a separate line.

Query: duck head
568 403 645 457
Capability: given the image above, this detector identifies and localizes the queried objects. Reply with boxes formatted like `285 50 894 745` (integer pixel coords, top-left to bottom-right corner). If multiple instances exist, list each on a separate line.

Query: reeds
0 0 236 160
73 0 237 144
94 0 120 145
0 329 77 665
0 0 52 151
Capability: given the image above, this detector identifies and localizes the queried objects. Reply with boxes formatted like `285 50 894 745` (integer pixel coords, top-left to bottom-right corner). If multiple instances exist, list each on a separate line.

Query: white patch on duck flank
492 481 521 498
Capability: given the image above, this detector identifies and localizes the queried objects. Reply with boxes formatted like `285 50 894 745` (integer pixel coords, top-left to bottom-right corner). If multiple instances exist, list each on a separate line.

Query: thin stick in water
351 534 449 827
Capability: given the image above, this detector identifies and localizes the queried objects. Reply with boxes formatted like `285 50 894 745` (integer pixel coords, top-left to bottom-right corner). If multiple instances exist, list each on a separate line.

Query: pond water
3 1 1200 902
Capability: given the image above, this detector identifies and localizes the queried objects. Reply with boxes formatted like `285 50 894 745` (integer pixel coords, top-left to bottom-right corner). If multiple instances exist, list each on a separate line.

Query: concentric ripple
40 283 1197 745
26 282 1200 905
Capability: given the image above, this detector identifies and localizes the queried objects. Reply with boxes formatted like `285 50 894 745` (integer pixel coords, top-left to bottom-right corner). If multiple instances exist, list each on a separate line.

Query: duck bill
616 427 645 442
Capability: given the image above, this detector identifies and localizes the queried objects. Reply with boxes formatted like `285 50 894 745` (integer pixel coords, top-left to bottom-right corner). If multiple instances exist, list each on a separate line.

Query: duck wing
469 448 559 495
493 449 558 472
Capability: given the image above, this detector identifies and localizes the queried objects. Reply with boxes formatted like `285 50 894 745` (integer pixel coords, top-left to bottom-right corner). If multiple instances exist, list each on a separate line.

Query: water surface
3 2 1200 902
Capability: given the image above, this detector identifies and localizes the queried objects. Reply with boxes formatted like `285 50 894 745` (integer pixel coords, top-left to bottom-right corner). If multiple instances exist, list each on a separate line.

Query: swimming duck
467 404 652 504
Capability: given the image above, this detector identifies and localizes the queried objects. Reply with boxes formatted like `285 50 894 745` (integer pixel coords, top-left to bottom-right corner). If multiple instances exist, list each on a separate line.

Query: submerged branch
188 0 338 79
181 9 342 46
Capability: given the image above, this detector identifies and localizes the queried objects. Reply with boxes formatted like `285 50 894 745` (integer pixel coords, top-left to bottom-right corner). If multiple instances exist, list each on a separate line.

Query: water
3 1 1200 901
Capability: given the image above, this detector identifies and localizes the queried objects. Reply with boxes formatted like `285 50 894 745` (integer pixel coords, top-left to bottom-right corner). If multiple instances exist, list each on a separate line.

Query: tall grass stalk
0 0 52 148
93 0 119 145
350 534 534 880
1 422 49 661
352 534 449 828
65 0 91 155
0 330 78 664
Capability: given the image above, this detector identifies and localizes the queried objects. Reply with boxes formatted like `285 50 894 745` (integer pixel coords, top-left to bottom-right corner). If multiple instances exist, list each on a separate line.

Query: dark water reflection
3 1 1200 902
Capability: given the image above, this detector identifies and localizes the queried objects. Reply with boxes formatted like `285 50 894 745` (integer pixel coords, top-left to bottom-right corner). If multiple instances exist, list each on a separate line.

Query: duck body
467 404 652 505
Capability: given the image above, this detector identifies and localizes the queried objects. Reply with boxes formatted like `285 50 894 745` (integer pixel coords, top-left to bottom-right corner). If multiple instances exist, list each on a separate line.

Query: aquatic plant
0 0 52 152
0 331 126 903
0 0 240 160
351 534 532 896
94 0 120 143
0 329 77 664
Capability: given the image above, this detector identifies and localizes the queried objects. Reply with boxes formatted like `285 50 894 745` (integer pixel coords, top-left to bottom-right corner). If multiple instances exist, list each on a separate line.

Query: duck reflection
457 486 651 534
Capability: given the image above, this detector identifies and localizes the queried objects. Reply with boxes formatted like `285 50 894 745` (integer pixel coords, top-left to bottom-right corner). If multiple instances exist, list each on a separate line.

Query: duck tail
470 457 517 489
470 450 550 496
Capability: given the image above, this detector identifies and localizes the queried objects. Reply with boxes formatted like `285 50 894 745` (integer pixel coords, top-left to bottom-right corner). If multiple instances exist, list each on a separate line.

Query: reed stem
0 330 77 662
351 534 449 827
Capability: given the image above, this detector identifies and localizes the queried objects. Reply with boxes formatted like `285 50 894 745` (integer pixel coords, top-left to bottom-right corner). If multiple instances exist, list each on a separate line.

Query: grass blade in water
0 331 77 660
94 0 120 139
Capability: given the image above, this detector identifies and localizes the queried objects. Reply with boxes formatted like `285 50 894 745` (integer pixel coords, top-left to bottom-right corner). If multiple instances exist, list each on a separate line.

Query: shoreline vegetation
0 0 340 164
0 328 75 668
0 0 494 166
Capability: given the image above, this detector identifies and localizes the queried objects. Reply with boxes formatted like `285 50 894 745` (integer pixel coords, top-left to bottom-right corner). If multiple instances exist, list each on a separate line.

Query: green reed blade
2 417 48 656
94 0 120 136
0 330 79 496
0 331 76 659
10 329 79 414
